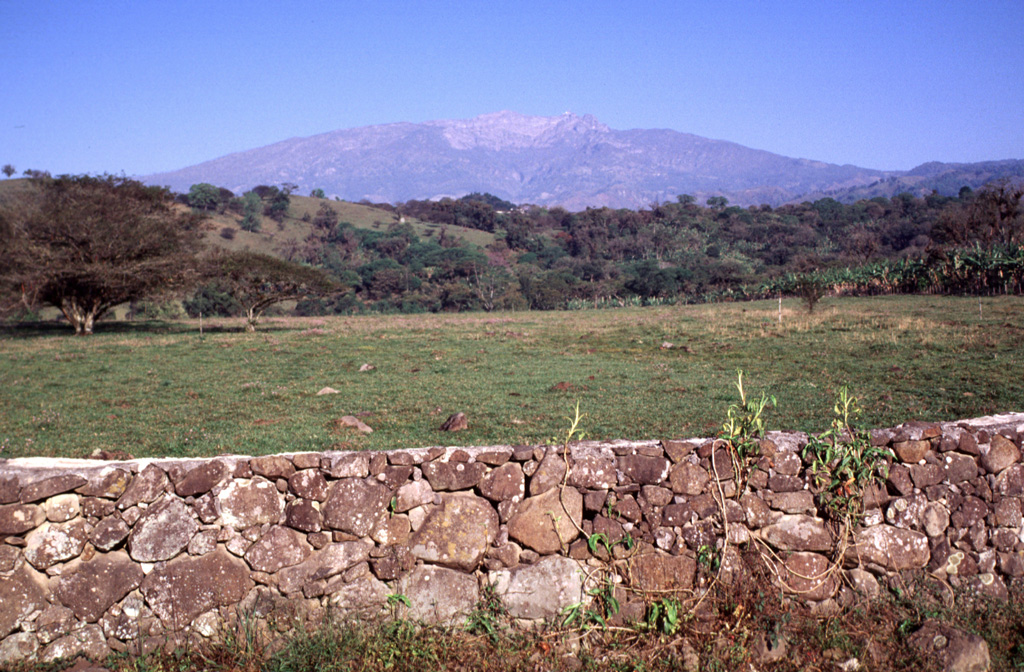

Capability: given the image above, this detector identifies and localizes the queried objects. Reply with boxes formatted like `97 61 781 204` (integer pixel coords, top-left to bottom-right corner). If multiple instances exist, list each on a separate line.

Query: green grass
1 295 1021 459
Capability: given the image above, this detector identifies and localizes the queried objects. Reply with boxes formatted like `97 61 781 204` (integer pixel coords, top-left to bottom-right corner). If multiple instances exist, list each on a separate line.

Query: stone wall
0 413 1022 664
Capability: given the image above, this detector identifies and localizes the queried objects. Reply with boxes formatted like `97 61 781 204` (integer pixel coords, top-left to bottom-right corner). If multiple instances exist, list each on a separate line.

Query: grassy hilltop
1 295 1020 460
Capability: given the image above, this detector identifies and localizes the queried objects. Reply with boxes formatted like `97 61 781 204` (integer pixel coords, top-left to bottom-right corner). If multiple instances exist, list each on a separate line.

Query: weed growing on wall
718 369 776 495
803 386 892 526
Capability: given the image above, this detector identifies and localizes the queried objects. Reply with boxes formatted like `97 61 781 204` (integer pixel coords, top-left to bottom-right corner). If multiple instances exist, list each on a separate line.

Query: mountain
143 111 1022 209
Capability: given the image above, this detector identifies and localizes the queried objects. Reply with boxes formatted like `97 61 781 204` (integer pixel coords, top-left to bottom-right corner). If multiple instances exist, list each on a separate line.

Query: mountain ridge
143 112 1023 209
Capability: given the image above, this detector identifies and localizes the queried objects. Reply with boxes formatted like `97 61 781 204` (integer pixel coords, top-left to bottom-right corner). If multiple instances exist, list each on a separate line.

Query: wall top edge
0 414 1021 478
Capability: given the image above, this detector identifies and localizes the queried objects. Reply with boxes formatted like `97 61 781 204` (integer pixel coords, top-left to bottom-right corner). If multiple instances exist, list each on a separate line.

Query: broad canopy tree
0 174 202 335
199 250 337 331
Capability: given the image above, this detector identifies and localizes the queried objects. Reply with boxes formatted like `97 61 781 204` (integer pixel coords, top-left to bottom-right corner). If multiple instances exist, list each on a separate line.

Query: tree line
286 182 1022 314
1 171 1021 334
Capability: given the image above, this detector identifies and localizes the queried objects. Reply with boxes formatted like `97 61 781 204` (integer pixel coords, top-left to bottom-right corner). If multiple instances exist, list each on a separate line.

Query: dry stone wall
0 413 1023 664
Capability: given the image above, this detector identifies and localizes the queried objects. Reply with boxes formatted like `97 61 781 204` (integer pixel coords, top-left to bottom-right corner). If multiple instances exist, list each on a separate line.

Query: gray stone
922 502 951 538
288 469 329 501
669 462 709 496
380 465 415 489
24 518 91 569
422 460 487 491
640 485 674 507
944 453 978 483
188 528 218 555
324 452 370 478
54 550 143 622
629 549 696 592
907 620 991 672
567 453 617 489
174 460 230 497
662 440 697 462
128 495 198 562
0 546 17 572
952 497 989 529
89 515 130 551
508 485 583 554
998 551 1024 577
370 544 416 580
741 493 774 528
40 624 109 663
371 513 411 546
244 525 311 573
277 541 371 594
19 474 88 504
250 455 296 479
140 548 253 630
394 479 434 513
74 467 131 500
285 498 322 532
0 476 20 504
850 525 929 571
398 565 479 625
981 434 1020 474
994 498 1022 527
410 493 499 571
0 632 38 664
765 490 815 514
117 464 169 509
528 451 567 496
845 568 879 599
327 574 390 618
893 440 930 464
34 605 74 645
217 477 284 529
0 503 45 535
759 514 832 552
477 449 513 466
0 566 48 638
322 478 389 536
773 451 803 476
886 494 927 530
767 474 804 492
910 463 945 489
619 455 672 485
479 462 525 502
994 465 1024 496
778 552 837 600
44 493 80 522
490 555 583 619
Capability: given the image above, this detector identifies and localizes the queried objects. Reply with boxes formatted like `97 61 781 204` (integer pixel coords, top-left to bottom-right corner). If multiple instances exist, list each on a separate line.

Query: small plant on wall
719 369 776 495
802 386 892 529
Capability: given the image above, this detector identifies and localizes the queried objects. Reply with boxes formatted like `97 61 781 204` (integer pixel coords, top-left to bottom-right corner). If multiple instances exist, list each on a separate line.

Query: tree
706 196 729 209
200 250 338 331
185 183 221 211
2 164 14 179
239 191 262 232
0 174 202 335
310 188 326 199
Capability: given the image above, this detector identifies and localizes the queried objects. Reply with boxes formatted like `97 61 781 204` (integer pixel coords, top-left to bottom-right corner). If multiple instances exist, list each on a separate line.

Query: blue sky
2 0 1022 177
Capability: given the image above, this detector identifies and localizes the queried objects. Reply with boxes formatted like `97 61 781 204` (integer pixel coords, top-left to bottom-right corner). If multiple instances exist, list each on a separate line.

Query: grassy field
1 295 1021 460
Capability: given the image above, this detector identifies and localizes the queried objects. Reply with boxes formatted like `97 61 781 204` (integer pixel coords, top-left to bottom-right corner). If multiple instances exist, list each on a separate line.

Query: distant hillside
143 112 910 209
794 159 1024 204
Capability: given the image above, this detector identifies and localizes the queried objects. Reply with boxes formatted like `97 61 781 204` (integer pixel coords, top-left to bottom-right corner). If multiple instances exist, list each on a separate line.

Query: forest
275 182 1024 316
1 173 1022 332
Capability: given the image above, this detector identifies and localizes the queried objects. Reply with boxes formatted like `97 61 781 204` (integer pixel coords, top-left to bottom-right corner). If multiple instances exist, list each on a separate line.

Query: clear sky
2 0 1022 178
